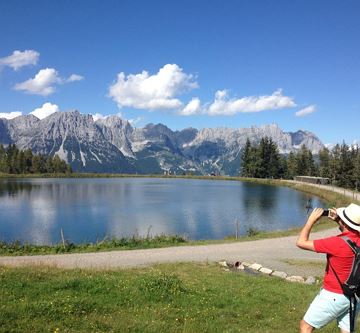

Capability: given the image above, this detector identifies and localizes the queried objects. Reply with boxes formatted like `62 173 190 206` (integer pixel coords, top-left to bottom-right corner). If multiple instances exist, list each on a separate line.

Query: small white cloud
0 111 22 119
14 68 83 96
206 89 296 116
295 105 317 117
92 112 124 122
0 50 39 70
108 64 198 110
67 74 84 82
128 116 144 126
30 102 59 119
179 98 202 116
92 113 106 121
14 68 60 96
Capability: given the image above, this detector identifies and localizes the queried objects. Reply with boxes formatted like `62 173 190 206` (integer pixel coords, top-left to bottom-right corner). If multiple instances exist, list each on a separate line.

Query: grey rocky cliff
0 111 324 174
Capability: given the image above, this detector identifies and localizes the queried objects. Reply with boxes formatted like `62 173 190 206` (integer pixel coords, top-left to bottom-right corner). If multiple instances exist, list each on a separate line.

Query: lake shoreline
0 175 357 256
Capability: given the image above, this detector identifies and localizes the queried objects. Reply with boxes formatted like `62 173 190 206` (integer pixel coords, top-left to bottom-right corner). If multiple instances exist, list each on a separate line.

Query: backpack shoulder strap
341 236 359 254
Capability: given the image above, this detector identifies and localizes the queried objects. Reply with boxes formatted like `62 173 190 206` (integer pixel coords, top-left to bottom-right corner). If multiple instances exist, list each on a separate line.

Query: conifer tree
286 151 297 179
337 142 353 188
318 147 331 178
240 138 252 177
353 147 360 191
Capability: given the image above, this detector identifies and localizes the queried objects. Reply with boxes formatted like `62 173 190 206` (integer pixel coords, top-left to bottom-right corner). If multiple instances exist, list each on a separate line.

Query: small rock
286 275 305 283
218 261 228 267
305 276 316 285
237 264 245 270
271 271 288 279
249 263 262 271
242 262 251 267
223 268 230 272
259 267 273 275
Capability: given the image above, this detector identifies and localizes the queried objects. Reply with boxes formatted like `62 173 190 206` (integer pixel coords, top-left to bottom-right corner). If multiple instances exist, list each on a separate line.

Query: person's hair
340 218 360 233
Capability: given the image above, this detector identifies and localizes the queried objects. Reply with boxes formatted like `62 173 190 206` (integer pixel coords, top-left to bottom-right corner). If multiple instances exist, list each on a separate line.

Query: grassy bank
0 224 334 257
0 262 341 333
0 235 187 256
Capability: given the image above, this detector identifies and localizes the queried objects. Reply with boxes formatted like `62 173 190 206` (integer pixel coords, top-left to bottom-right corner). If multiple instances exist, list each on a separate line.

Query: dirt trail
0 228 339 277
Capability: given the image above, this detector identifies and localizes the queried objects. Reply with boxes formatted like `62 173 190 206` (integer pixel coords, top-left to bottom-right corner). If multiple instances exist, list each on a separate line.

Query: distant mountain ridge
0 111 324 175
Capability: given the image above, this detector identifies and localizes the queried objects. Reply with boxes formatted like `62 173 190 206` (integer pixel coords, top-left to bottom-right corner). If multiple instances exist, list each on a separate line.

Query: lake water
0 178 324 245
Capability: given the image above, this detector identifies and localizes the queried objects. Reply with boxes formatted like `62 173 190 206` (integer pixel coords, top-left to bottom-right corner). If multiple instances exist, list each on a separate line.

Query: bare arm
296 208 324 251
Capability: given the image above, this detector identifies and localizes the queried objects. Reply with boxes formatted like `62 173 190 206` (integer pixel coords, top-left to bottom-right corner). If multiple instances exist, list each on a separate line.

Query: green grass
0 223 335 257
281 259 325 269
0 235 187 256
0 262 342 333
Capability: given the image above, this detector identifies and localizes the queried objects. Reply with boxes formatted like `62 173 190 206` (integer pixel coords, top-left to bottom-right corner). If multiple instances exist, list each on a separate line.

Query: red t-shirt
314 230 360 294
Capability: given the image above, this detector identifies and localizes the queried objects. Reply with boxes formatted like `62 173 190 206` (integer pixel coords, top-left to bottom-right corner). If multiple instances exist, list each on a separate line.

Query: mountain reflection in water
0 178 324 245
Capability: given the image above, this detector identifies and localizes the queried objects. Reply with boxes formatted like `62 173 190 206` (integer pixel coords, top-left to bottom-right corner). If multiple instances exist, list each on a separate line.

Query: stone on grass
305 276 316 285
242 262 251 267
237 264 245 270
259 267 273 275
249 263 262 271
218 261 228 267
286 275 305 283
271 271 288 279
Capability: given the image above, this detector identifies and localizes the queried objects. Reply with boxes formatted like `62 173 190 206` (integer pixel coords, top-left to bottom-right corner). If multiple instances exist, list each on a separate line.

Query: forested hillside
0 144 72 174
241 138 360 190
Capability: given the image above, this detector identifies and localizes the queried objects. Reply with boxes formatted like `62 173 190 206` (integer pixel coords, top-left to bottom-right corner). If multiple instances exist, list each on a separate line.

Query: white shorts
303 288 359 332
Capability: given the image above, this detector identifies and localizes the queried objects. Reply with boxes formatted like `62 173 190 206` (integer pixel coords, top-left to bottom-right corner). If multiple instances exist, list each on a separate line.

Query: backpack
329 236 360 333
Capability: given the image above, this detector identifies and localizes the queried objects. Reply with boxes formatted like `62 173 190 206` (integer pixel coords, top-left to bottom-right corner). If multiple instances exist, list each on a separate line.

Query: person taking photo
297 203 360 333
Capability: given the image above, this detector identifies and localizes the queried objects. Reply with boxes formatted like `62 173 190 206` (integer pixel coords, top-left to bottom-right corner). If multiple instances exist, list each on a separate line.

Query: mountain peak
0 115 324 174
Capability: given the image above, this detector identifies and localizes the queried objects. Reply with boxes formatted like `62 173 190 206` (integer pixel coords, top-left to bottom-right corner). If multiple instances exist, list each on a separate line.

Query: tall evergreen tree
318 147 331 178
240 138 252 177
353 147 360 191
286 151 297 179
337 142 353 188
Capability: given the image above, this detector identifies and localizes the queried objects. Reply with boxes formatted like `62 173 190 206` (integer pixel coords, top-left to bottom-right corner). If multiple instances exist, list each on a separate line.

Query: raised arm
296 208 324 251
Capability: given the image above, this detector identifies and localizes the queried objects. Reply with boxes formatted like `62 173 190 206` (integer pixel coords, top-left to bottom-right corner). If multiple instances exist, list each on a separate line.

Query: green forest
241 137 360 190
0 144 72 174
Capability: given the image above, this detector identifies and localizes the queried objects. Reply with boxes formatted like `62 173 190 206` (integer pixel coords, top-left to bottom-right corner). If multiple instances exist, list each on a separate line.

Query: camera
322 209 329 216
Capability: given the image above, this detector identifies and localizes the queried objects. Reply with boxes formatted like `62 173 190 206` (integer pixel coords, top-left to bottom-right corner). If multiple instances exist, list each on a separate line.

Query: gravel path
0 228 339 277
286 180 360 202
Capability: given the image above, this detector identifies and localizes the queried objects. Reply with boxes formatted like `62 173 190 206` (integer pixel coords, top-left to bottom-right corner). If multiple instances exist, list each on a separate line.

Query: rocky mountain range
0 110 324 175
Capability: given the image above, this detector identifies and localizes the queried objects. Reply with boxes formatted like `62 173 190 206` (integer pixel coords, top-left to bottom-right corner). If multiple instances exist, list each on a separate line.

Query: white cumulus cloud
128 116 144 126
92 112 124 122
179 97 202 116
67 74 84 82
178 89 296 116
0 111 22 119
92 113 106 122
108 64 198 110
206 89 296 116
0 50 39 70
15 68 60 95
14 68 84 96
295 105 317 117
30 102 59 119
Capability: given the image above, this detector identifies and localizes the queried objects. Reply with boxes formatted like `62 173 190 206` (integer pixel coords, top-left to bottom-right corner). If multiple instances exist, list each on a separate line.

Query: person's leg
300 319 314 333
303 289 349 330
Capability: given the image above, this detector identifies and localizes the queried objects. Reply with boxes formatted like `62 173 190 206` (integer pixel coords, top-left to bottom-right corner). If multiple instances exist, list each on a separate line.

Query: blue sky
0 0 359 144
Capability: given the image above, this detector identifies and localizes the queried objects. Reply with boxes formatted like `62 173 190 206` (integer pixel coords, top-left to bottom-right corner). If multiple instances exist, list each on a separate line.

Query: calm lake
0 178 324 245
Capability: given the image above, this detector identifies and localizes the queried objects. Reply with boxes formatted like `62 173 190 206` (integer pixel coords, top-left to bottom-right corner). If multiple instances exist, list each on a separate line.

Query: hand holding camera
320 208 339 220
